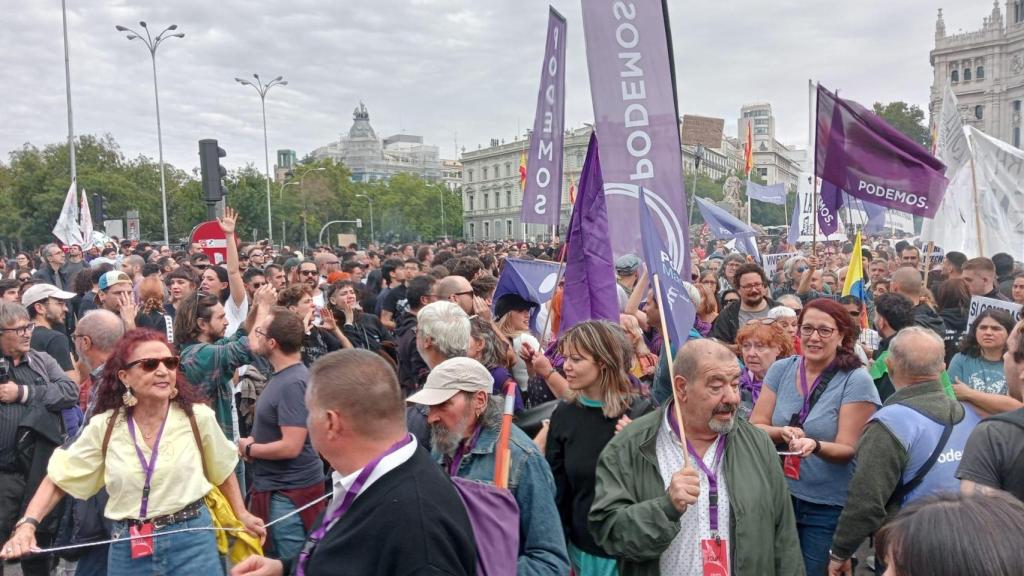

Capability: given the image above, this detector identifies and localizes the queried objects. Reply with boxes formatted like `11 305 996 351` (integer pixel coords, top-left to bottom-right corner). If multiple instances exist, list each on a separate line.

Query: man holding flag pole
589 188 802 576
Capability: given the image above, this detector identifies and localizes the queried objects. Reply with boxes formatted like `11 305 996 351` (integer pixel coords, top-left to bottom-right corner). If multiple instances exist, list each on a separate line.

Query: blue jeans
107 504 224 576
792 497 843 576
268 492 308 562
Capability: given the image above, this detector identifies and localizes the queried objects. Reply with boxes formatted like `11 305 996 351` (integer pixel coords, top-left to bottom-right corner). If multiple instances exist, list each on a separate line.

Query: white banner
796 174 846 242
761 252 792 272
52 180 84 246
969 127 1024 260
967 295 1022 329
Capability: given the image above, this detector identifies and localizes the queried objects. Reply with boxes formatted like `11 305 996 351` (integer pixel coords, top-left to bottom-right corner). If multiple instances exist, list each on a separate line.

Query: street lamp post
280 167 325 253
115 21 184 246
356 194 375 246
236 74 287 246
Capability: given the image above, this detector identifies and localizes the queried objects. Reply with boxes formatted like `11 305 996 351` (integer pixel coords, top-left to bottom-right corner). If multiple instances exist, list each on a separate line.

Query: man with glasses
244 268 268 303
434 275 477 316
22 284 78 384
0 302 77 576
33 244 68 291
316 253 341 284
248 248 267 270
238 307 325 563
711 263 776 344
190 253 212 272
395 276 439 396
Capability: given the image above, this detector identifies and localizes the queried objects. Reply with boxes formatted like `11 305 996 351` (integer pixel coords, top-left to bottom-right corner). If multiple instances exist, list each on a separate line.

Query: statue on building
353 102 369 121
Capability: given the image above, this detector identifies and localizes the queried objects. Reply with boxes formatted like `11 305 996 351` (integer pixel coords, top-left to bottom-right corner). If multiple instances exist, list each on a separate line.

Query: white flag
52 180 84 246
969 126 1024 260
79 188 94 247
922 84 971 247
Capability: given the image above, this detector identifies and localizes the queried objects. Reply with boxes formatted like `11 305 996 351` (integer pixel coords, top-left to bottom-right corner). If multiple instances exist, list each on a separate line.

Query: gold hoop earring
122 386 138 407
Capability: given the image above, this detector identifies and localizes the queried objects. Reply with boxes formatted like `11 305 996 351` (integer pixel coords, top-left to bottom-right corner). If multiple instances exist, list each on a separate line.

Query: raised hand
218 206 238 236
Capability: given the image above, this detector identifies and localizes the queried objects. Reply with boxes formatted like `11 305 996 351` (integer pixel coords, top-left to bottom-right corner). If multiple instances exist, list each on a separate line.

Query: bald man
828 327 982 575
231 349 476 576
434 275 476 316
591 339 801 575
889 268 944 337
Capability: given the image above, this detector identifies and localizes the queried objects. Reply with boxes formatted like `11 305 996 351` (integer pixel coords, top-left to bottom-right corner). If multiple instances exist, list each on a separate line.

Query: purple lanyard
685 436 727 537
797 359 825 425
125 408 169 519
296 434 413 576
447 425 482 477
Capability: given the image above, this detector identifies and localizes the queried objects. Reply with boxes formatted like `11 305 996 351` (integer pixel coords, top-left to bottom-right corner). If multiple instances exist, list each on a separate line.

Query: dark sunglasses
300 270 319 276
194 263 210 270
125 356 180 372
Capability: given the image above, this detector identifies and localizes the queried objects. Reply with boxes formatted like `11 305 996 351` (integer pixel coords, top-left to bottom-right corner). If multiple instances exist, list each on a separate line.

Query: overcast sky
1 1 987 173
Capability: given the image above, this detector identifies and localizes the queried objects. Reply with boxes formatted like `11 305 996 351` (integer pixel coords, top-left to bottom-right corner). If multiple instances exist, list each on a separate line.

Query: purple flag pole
522 7 567 227
560 134 619 334
582 0 691 275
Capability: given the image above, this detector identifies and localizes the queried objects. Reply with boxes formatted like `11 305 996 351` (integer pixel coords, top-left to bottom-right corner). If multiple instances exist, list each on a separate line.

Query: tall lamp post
281 166 325 253
235 74 287 245
356 194 375 247
115 21 184 246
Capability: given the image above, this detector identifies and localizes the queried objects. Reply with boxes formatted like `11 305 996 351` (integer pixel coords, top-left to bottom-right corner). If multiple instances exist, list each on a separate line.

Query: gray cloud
1 1 985 173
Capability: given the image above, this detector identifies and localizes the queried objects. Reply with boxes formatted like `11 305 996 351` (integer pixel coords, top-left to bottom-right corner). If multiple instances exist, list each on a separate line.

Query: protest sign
966 295 1022 329
761 252 791 272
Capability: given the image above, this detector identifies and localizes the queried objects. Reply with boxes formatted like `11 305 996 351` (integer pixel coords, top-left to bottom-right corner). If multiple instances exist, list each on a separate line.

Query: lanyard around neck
126 407 170 519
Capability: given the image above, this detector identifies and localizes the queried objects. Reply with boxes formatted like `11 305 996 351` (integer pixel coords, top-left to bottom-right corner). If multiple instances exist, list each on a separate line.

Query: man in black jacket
32 244 69 291
395 275 438 395
710 263 775 344
890 268 945 337
230 349 477 576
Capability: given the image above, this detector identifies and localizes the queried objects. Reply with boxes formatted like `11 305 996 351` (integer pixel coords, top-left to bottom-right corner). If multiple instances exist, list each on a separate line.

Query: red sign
189 221 228 265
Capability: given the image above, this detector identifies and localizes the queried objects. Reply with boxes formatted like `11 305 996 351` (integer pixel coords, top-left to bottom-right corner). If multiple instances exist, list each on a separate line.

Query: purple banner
818 178 843 236
815 84 948 218
522 8 568 226
582 0 690 274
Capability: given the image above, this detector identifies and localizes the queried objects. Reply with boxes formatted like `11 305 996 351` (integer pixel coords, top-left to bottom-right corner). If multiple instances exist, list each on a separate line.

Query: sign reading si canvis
966 295 1023 329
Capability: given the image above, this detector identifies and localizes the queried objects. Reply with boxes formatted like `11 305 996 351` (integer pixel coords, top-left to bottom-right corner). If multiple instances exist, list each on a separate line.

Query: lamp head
172 33 185 38
127 35 138 40
167 24 178 30
139 21 147 28
279 81 289 86
115 25 128 32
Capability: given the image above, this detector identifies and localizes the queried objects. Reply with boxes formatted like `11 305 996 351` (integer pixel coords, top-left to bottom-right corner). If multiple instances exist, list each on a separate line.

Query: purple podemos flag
815 84 948 218
560 134 619 334
639 186 695 353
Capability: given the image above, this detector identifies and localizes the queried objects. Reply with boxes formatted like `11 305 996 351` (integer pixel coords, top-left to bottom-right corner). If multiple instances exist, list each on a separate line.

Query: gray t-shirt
737 304 772 328
765 356 880 507
251 362 324 491
956 412 1024 502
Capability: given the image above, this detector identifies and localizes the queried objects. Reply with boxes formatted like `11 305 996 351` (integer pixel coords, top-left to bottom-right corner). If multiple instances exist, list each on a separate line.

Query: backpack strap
100 408 120 461
185 410 211 481
886 414 954 507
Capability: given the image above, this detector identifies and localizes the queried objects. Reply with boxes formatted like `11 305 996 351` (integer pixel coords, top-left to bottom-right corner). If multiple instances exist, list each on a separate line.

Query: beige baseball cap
406 357 493 406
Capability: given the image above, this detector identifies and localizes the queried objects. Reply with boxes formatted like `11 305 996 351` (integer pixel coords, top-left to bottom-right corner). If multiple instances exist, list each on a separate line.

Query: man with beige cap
408 357 569 575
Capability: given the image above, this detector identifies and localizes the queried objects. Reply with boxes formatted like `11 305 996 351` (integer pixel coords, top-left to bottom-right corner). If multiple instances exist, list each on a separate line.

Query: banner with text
582 0 691 273
966 295 1022 329
795 173 846 242
522 8 568 226
761 252 792 272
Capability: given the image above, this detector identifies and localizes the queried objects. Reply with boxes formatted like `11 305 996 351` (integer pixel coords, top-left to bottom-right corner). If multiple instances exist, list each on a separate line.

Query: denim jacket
436 420 569 576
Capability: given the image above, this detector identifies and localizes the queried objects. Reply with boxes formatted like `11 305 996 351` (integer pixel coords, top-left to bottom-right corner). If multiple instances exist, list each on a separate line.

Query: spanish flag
744 122 754 176
519 152 527 191
841 232 868 330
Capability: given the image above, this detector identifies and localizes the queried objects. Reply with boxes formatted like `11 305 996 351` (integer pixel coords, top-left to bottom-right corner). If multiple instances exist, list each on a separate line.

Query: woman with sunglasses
1 329 264 575
735 319 794 419
750 298 879 576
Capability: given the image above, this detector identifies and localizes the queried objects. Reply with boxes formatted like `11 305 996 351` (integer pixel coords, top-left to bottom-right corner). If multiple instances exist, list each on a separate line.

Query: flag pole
967 143 985 256
809 79 818 255
652 273 688 460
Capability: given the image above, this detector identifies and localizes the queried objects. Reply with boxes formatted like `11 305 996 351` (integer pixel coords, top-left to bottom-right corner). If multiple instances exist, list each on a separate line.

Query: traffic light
199 139 227 203
93 193 105 222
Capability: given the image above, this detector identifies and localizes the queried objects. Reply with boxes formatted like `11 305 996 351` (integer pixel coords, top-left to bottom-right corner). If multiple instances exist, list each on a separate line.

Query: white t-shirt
511 332 541 391
224 295 249 338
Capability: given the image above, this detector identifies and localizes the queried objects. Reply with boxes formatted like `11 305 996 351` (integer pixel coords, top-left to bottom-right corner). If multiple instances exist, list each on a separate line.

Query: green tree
872 101 930 147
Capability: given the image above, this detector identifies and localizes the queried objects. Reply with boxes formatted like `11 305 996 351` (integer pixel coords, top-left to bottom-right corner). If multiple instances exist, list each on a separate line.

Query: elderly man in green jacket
589 339 803 576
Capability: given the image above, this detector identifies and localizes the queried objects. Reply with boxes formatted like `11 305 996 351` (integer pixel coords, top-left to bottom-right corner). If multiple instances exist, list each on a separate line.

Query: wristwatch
245 442 255 458
828 549 847 563
812 438 822 454
14 516 39 530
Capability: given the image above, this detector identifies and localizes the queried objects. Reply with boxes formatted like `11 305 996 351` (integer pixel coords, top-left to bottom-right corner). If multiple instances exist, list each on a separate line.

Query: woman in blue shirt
750 298 880 576
950 308 1020 415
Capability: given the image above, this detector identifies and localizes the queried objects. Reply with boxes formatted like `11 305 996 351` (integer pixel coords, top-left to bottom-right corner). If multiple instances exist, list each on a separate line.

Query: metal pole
61 0 77 189
150 48 169 246
261 94 273 245
302 189 309 254
369 200 375 246
440 187 446 242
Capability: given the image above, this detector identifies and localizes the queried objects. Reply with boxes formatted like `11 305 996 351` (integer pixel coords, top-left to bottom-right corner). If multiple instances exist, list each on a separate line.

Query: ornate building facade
930 2 1024 147
310 103 443 182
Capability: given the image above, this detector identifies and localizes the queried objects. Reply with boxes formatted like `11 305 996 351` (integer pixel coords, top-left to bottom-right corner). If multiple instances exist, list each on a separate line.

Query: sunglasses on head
125 356 180 372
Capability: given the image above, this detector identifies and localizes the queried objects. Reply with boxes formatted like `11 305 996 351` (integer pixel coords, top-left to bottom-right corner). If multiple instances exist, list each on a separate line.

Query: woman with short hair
734 320 794 419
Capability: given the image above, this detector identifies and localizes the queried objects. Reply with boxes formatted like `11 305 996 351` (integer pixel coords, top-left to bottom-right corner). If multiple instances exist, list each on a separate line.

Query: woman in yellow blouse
1 329 264 575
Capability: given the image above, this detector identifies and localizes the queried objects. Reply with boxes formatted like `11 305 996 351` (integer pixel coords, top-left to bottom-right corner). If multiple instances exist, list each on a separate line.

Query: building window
964 68 972 81
494 165 500 180
484 222 490 238
1015 100 1022 113
951 69 959 83
976 66 985 80
469 222 475 239
505 163 511 177
483 167 488 180
506 189 512 207
484 193 489 210
494 220 502 238
468 194 474 211
1015 127 1021 149
467 169 473 183
757 167 768 178
976 105 984 120
506 220 513 237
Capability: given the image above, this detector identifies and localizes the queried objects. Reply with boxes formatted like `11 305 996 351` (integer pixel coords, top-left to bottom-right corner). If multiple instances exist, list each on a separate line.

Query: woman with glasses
8 251 35 280
950 309 1022 415
749 298 879 576
735 319 794 419
0 329 264 575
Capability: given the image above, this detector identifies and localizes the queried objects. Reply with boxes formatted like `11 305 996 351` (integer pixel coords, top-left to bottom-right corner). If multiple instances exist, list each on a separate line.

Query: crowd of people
1 212 1023 576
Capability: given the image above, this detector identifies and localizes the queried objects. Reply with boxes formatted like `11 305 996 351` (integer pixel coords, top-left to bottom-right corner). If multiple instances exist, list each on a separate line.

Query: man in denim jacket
408 357 569 576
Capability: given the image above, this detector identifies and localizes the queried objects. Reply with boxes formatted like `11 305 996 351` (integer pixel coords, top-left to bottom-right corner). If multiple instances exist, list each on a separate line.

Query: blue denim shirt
436 421 569 576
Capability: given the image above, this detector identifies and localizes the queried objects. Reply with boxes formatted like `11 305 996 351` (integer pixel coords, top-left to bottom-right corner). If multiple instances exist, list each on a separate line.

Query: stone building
737 103 804 191
310 103 442 182
930 2 1024 147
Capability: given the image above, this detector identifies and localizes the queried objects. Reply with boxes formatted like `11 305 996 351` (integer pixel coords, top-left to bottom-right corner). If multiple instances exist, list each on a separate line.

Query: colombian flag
519 152 527 191
841 232 868 330
744 122 754 176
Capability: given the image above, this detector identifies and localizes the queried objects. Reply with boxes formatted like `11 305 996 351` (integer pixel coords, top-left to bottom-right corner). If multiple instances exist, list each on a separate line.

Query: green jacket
589 406 804 576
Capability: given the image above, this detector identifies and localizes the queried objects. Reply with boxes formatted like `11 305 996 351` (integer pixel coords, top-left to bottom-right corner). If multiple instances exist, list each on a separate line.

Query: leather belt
126 500 203 530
